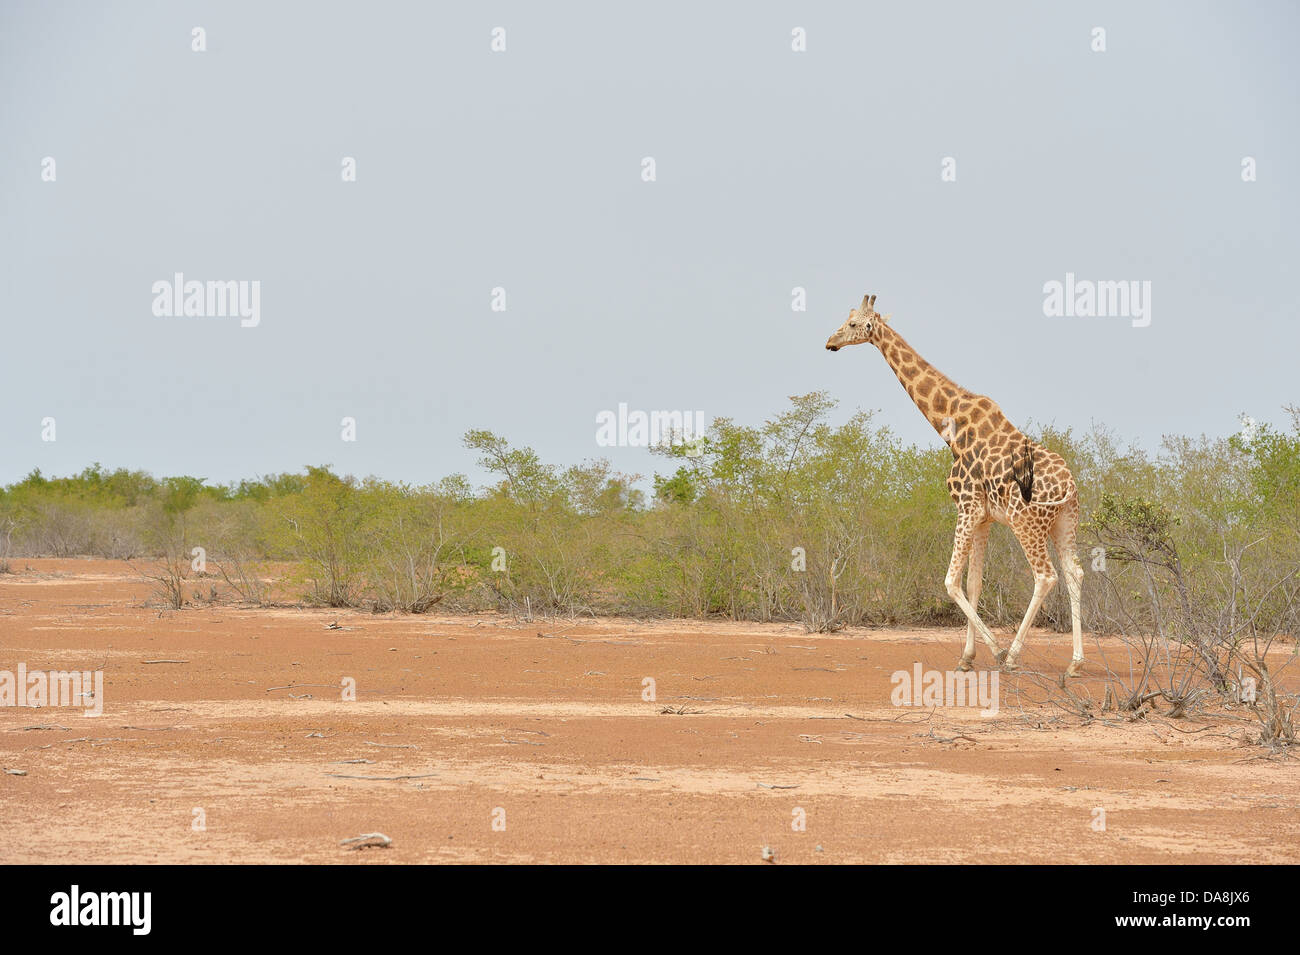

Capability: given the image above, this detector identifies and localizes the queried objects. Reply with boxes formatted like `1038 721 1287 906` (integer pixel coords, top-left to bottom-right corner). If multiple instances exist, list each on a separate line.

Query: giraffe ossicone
826 292 1085 677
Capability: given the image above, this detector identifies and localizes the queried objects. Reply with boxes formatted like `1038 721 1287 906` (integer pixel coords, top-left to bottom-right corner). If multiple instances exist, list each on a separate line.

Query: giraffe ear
879 312 893 325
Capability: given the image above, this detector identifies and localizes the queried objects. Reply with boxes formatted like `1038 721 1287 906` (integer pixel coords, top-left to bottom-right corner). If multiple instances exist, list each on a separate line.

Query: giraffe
825 293 1085 677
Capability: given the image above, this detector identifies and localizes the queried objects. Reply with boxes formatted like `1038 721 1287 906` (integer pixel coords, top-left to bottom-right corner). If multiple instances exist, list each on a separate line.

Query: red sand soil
2 559 1297 864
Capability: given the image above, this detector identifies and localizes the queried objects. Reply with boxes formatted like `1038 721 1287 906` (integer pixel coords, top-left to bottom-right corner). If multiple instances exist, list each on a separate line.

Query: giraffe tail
1012 437 1034 503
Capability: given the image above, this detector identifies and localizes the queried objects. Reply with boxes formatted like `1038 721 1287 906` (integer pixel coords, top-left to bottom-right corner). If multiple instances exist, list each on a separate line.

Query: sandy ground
1 558 1297 864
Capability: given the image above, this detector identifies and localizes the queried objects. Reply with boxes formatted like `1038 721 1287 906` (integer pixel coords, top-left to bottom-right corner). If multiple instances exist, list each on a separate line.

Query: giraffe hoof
956 658 974 672
994 650 1008 665
1001 657 1020 672
1066 660 1085 678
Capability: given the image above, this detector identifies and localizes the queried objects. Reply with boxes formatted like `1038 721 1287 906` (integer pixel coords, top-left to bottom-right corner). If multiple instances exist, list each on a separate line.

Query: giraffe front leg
958 522 991 671
1062 557 1084 677
958 630 976 671
944 520 1002 665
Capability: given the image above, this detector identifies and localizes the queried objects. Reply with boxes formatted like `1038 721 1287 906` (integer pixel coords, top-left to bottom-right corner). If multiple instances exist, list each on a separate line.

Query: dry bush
133 551 188 610
1086 493 1299 744
0 516 16 573
215 553 272 606
361 485 470 614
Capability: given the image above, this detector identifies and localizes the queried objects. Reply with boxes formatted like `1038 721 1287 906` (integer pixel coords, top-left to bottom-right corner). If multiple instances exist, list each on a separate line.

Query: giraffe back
944 395 1076 525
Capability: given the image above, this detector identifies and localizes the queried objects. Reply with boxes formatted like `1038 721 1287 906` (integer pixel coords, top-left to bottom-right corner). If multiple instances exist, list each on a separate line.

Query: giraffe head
825 293 891 352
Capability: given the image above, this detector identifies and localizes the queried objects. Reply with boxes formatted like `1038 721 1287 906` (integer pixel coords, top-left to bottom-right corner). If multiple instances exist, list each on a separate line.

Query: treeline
2 394 1298 641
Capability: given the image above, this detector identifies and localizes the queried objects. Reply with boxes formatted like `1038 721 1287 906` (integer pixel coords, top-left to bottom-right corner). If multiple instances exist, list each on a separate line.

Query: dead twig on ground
844 710 933 724
340 832 391 850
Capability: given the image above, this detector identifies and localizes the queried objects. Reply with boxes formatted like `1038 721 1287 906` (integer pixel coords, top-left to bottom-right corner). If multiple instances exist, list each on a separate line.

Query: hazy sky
2 1 1297 488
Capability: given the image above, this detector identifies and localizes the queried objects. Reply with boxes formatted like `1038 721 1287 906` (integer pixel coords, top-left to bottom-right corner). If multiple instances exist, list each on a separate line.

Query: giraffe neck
872 323 974 438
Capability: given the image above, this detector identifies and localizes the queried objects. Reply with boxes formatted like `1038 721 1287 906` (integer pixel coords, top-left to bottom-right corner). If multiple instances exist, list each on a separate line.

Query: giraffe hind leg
1052 501 1085 677
1004 523 1057 670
